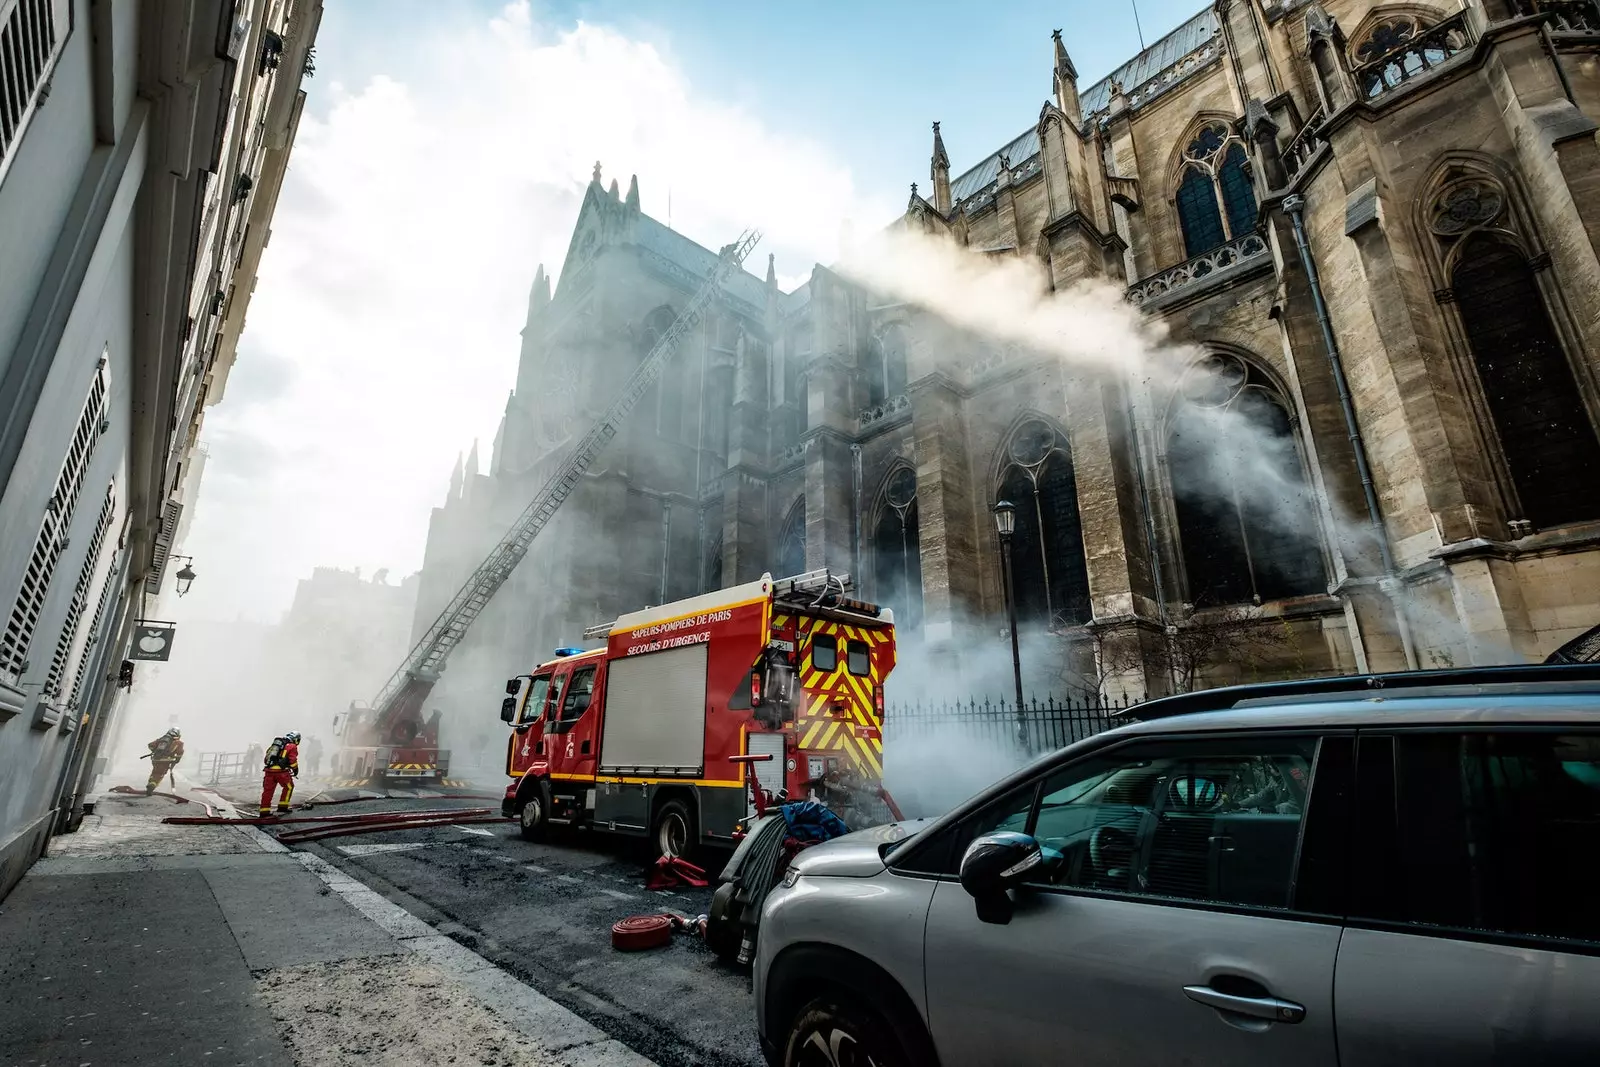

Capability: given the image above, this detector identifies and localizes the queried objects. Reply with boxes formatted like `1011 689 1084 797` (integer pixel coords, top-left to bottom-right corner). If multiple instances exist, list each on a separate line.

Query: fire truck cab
499 571 896 858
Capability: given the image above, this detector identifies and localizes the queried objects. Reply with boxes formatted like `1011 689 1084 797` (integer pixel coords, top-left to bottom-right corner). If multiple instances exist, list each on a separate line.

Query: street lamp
991 500 1026 751
173 557 197 597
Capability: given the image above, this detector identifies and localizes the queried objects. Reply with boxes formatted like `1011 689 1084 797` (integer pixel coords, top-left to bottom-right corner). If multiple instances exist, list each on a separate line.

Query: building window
864 324 910 409
777 499 806 577
1167 354 1325 606
1174 123 1258 259
872 467 922 631
1452 239 1600 529
0 0 68 185
2 360 110 684
997 420 1091 628
46 483 117 700
69 549 121 709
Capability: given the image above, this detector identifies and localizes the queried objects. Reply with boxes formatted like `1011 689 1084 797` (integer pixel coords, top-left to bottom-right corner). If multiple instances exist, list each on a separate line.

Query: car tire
518 779 551 842
781 997 912 1067
704 881 743 963
652 798 694 860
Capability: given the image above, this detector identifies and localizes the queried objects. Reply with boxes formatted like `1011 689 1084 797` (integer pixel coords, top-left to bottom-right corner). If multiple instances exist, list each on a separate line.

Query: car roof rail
1133 663 1600 720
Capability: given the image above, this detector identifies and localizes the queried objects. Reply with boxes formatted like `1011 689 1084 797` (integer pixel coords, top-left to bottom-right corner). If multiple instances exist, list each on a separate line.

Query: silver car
754 666 1600 1066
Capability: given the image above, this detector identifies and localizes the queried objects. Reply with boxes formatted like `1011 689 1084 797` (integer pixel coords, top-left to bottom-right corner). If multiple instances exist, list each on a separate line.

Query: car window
1024 736 1317 910
846 639 870 676
892 780 1040 877
1376 730 1600 945
812 634 838 672
560 667 596 722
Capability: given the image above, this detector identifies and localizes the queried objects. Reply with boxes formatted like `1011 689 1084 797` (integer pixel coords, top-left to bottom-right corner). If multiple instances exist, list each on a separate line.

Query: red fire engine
499 570 897 857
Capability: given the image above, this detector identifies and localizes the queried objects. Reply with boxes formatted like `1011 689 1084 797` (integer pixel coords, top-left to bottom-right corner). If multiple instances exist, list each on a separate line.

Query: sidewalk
0 787 656 1067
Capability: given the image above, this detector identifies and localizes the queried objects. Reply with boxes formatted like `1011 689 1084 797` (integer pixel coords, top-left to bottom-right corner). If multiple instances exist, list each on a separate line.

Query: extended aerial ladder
334 229 764 781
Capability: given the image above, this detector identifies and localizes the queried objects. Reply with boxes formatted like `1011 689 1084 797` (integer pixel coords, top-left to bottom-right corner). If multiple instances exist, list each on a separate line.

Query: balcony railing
858 393 909 431
1352 12 1472 99
1126 233 1271 308
1516 0 1600 34
1282 106 1326 182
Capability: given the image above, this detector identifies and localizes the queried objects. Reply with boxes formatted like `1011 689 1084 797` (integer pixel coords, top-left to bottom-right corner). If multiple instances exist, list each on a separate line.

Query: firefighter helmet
166 727 181 738
285 731 301 743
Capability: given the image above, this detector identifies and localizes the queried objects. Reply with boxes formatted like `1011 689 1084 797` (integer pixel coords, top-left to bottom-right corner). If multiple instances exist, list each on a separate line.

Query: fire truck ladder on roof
366 228 764 720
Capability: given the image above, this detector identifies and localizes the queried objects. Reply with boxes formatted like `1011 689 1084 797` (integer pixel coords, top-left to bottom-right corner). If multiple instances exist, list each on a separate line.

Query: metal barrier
884 695 1140 755
195 751 251 784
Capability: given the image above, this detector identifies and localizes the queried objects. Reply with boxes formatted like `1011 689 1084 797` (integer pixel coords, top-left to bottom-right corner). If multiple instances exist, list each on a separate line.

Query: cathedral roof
946 7 1220 211
633 213 772 312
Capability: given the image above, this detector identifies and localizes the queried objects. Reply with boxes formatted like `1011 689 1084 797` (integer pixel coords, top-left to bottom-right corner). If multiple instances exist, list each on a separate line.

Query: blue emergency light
553 647 585 658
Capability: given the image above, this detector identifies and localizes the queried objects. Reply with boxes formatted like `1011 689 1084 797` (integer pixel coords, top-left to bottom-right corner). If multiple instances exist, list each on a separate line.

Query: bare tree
1060 604 1298 697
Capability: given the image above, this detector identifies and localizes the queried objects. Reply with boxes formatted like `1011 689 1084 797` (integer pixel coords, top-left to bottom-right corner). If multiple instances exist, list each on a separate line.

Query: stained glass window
1177 165 1225 258
998 423 1091 629
1218 143 1258 238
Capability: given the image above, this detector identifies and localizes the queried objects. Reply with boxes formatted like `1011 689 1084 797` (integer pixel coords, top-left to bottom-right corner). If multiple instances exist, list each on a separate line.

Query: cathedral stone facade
413 0 1600 715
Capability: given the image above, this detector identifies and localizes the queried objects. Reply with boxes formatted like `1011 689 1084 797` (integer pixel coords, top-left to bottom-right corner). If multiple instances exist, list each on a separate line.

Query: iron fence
883 695 1141 756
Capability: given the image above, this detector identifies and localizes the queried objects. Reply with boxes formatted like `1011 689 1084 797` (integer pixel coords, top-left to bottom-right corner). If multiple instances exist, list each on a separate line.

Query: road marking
453 825 496 836
338 843 432 857
556 874 584 885
598 888 635 901
523 864 548 873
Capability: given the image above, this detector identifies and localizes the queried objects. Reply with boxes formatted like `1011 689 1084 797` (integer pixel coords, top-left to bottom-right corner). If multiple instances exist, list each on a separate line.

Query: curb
234 824 656 1066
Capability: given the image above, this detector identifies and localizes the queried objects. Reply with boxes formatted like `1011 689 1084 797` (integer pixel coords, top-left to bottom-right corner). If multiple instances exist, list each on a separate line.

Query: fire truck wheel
518 779 551 842
781 997 910 1067
652 797 695 860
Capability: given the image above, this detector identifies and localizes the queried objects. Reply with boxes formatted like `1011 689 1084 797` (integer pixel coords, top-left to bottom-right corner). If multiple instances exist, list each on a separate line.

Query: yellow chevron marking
800 719 825 747
819 721 841 748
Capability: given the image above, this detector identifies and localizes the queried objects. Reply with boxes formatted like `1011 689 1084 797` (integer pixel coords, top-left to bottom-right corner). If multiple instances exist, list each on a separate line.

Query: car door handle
1183 985 1306 1023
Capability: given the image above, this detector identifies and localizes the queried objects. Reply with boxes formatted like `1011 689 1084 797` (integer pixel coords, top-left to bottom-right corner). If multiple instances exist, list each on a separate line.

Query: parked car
754 665 1600 1067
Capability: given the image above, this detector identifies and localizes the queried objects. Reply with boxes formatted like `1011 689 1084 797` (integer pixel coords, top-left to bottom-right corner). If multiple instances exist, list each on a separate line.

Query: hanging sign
130 620 177 662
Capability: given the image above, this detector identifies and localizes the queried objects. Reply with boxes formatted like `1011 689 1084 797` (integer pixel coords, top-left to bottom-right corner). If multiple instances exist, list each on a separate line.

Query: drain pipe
1283 194 1417 669
851 444 863 582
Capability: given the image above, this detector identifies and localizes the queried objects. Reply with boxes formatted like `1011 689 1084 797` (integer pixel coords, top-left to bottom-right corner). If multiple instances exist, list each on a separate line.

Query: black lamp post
992 500 1027 751
173 557 197 597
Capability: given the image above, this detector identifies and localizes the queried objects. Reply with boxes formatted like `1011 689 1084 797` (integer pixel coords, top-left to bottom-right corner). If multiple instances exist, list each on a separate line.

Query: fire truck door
547 665 600 778
507 673 552 777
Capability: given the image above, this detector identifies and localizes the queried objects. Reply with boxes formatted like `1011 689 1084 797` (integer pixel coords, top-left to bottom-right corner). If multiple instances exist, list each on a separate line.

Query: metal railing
884 695 1141 756
1126 232 1271 307
1353 13 1473 100
195 751 251 784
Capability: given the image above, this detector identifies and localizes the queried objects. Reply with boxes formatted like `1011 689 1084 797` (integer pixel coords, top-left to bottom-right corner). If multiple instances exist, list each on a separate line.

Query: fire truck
330 701 449 785
499 570 897 857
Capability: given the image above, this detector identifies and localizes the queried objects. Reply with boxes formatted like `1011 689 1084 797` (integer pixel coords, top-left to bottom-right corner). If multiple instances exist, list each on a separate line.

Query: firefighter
259 731 301 817
144 728 184 795
304 735 323 778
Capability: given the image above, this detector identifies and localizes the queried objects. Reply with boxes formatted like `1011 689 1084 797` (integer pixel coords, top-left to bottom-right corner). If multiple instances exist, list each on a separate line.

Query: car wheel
782 999 910 1067
518 780 550 842
652 798 694 860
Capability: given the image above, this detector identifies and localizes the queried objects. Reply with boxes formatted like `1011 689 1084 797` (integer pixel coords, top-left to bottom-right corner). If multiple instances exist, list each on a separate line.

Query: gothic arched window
864 325 910 409
872 467 922 631
1168 354 1325 606
1426 176 1600 531
997 421 1091 628
776 499 806 578
1174 123 1258 259
705 534 724 593
637 307 688 442
1452 239 1600 529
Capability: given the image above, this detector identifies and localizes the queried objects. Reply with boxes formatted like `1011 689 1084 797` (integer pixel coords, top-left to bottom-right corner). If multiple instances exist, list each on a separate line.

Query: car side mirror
505 678 521 696
960 831 1044 925
500 697 517 723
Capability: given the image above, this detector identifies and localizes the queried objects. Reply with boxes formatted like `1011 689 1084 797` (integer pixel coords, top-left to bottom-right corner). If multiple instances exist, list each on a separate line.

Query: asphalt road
251 789 763 1067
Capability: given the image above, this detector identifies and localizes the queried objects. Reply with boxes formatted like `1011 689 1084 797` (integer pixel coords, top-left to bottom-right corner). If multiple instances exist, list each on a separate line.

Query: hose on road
612 914 676 951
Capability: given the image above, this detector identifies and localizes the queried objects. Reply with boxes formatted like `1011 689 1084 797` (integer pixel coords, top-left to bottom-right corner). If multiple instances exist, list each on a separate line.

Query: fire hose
277 814 508 843
112 785 219 818
163 807 497 826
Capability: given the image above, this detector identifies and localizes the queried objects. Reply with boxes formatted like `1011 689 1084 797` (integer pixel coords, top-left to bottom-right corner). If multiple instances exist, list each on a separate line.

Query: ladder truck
332 229 764 784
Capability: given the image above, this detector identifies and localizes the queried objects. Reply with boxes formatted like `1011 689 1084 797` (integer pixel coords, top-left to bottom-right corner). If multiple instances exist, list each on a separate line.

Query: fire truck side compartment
598 644 710 776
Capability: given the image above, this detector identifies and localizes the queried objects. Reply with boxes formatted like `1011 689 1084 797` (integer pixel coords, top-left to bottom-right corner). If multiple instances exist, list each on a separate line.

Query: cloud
177 2 890 623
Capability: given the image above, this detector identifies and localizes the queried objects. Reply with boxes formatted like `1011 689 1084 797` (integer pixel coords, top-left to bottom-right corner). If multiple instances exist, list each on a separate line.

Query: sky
172 0 1207 624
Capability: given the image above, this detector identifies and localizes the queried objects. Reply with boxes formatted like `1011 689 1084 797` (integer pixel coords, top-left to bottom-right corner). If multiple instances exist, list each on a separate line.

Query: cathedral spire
522 264 550 337
1052 29 1081 120
766 252 777 288
625 174 640 210
466 438 480 478
449 451 464 501
930 121 952 215
608 178 620 200
592 161 603 185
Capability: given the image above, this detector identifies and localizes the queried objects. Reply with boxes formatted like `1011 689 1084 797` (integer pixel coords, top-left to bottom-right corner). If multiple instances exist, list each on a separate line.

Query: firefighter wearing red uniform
259 732 300 817
145 728 184 794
